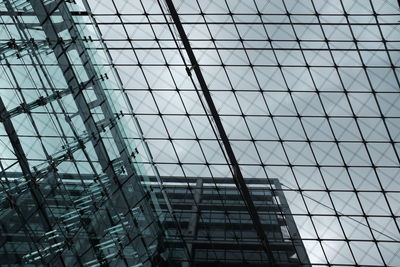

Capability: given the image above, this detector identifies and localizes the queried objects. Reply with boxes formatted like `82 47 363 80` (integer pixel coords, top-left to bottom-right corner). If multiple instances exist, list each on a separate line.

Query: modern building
153 176 310 266
0 0 399 266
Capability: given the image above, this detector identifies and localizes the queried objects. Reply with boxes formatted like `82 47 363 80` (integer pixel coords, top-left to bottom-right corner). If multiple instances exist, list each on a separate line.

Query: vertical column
183 178 203 266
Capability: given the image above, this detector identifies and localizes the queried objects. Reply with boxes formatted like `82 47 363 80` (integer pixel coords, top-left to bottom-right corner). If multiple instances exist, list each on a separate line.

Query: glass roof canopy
0 0 399 265
84 0 400 266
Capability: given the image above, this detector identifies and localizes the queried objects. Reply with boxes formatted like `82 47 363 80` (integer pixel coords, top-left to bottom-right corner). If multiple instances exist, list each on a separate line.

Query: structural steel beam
183 178 202 267
162 0 276 264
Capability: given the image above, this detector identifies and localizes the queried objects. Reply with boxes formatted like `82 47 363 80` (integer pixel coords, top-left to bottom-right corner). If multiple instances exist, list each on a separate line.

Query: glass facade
0 0 177 265
1 0 400 266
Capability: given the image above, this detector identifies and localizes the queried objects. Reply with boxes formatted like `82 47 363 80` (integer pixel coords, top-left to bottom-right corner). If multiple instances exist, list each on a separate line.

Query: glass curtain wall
86 0 400 266
0 0 182 265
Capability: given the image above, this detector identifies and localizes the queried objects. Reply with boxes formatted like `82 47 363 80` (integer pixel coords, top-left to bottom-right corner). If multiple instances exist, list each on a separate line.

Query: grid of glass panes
84 0 400 266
